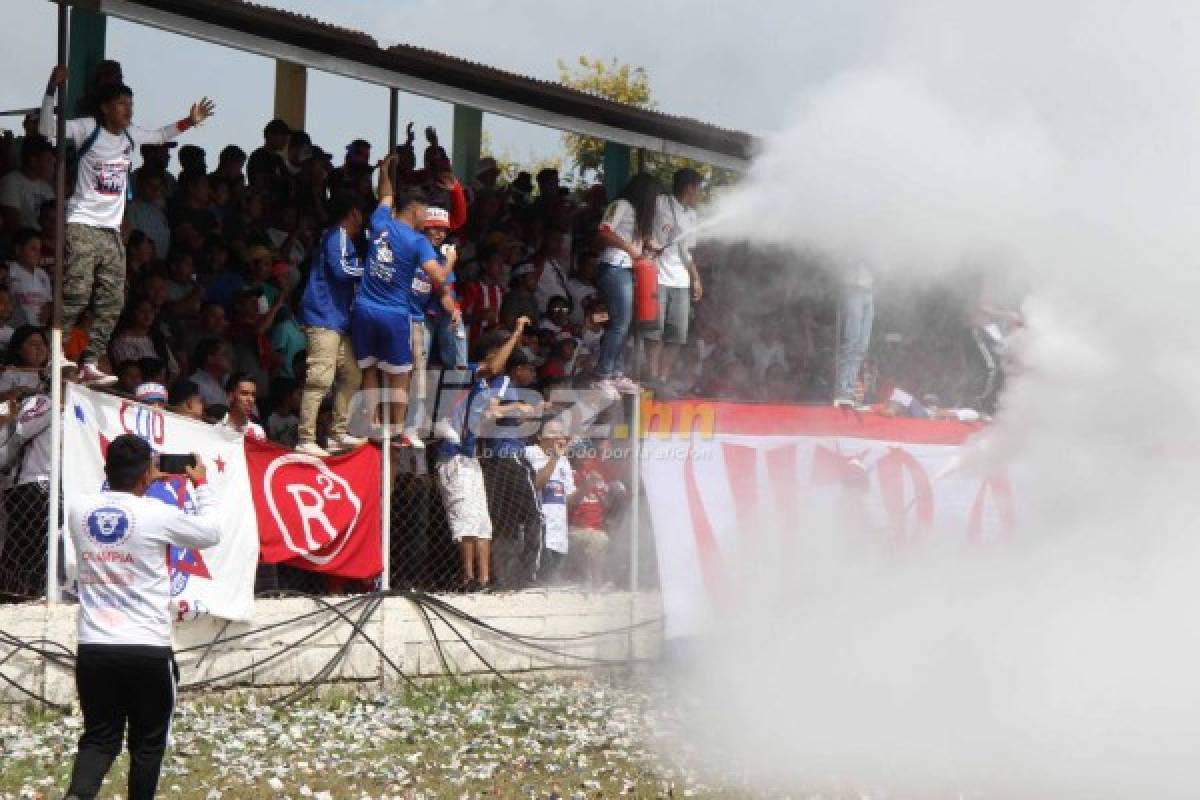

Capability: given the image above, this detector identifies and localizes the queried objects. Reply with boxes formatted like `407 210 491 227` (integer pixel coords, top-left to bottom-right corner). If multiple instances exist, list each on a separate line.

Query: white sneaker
433 418 461 444
401 428 426 448
331 433 366 451
591 378 619 402
611 375 639 394
296 441 330 458
77 362 117 386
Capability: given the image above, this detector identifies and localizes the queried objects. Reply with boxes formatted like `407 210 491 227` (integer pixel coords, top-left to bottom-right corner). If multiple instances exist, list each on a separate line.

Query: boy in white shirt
6 228 52 327
524 421 580 584
39 65 214 385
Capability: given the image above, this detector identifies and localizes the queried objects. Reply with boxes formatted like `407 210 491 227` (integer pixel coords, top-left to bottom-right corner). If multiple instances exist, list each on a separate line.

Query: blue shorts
351 302 413 374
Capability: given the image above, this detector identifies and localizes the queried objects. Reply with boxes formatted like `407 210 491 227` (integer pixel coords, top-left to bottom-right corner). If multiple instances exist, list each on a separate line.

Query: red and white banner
248 438 382 579
640 403 1014 638
64 384 260 621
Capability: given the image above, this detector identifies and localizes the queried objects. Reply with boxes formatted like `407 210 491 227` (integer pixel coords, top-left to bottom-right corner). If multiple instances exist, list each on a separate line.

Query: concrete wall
0 591 662 709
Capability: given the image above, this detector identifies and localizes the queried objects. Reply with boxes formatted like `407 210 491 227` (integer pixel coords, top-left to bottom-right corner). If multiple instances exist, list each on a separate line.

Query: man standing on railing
40 65 215 386
63 434 220 800
295 193 364 457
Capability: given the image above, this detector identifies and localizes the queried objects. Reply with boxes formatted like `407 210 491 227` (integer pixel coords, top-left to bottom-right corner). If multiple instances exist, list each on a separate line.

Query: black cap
506 350 532 370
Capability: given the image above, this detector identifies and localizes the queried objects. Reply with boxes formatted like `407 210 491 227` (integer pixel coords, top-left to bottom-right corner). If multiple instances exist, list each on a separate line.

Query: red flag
246 438 383 579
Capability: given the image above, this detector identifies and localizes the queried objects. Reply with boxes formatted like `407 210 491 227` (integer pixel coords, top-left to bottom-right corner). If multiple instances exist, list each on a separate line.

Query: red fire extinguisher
632 257 659 331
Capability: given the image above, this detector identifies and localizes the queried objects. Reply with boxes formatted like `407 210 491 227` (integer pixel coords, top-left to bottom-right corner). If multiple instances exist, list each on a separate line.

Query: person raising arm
40 65 214 386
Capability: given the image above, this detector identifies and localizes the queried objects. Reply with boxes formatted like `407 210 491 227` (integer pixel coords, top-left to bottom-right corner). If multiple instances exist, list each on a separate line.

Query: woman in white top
592 173 663 396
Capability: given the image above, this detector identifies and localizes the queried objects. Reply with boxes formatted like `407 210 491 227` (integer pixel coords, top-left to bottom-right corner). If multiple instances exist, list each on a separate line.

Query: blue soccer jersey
359 205 437 311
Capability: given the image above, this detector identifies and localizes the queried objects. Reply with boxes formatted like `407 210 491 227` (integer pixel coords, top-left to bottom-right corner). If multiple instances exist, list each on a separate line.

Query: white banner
63 384 257 621
639 404 1013 638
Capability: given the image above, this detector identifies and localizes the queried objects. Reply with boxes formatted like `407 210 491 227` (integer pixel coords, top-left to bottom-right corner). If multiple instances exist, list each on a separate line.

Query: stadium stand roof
63 0 758 170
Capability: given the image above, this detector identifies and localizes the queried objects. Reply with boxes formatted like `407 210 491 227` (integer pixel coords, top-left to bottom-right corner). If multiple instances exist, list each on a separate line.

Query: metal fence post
46 0 69 605
629 392 641 592
380 399 392 592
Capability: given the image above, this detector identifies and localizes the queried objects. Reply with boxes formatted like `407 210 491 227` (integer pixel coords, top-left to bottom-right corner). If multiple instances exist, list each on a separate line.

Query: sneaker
76 362 117 386
402 428 426 448
591 378 619 402
833 395 856 408
433 418 461 444
331 433 366 452
54 348 77 369
296 441 330 458
611 375 639 394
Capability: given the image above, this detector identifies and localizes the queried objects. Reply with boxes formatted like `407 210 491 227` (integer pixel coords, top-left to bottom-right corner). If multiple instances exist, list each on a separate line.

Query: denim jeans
596 264 633 378
423 314 467 369
835 287 874 399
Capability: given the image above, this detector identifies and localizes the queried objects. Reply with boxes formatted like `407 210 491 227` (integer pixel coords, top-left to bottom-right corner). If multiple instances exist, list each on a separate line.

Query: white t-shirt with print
524 444 575 554
652 194 697 288
0 171 54 229
598 198 640 269
7 262 51 326
40 95 182 230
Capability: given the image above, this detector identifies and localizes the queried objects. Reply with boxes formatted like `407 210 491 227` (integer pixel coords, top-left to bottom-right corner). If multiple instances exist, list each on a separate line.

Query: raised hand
189 97 216 125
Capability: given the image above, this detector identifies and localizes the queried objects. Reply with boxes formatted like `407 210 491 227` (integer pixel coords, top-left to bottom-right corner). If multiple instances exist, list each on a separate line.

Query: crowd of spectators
0 59 1020 598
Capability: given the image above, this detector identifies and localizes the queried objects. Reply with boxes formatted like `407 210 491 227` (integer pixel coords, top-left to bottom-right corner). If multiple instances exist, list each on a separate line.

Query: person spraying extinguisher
592 173 665 397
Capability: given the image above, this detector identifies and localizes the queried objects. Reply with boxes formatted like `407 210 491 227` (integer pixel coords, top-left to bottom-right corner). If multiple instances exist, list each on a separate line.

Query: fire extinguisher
632 257 659 331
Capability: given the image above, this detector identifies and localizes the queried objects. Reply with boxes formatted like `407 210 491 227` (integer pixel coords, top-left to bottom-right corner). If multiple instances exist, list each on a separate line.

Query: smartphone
157 453 196 474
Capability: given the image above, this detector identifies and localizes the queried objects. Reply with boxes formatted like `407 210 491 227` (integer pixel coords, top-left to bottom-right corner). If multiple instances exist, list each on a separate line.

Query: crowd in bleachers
0 59 1021 597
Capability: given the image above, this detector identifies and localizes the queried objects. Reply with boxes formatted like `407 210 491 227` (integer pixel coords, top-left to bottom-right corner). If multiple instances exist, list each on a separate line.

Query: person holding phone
64 435 220 800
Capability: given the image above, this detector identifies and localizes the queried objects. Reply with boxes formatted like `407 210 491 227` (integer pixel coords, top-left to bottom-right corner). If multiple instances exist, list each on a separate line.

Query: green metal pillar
452 105 482 184
66 7 107 114
603 142 631 197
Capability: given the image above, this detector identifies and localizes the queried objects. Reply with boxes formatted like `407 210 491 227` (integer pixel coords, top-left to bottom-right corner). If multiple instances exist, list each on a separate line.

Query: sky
0 0 889 171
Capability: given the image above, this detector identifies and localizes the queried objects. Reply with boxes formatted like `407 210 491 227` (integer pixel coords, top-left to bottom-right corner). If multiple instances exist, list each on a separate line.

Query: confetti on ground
1 675 780 800
2 675 926 799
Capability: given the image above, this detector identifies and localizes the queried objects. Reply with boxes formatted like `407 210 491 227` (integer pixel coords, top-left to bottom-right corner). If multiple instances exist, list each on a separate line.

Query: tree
557 56 739 189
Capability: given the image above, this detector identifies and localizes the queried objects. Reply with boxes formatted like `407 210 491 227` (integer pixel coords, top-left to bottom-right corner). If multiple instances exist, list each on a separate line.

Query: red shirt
569 460 609 530
461 280 506 341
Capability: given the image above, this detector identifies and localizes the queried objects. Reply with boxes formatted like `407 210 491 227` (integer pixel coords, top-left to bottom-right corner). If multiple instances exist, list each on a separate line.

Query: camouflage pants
64 223 125 366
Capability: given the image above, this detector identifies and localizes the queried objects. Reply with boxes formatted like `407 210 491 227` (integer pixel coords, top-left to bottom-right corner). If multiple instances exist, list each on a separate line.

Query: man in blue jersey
296 193 364 457
352 154 457 440
434 316 531 591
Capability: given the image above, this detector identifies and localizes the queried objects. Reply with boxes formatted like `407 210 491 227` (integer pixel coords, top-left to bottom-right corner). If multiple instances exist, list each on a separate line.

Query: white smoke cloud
678 2 1200 797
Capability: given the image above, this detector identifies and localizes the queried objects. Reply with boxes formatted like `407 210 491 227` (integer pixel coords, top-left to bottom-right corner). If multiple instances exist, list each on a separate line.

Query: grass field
1 676 760 800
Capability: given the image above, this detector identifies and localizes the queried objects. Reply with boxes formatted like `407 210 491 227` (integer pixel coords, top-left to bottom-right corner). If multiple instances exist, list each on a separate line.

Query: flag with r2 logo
246 437 383 579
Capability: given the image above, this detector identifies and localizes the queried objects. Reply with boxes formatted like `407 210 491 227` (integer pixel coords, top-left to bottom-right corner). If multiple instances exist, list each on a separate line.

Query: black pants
480 455 543 588
67 644 178 800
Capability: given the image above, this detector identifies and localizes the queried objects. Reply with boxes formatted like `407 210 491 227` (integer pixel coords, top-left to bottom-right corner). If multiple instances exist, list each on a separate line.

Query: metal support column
65 6 105 115
48 1 71 605
273 60 307 131
603 142 631 198
388 87 399 151
452 105 482 184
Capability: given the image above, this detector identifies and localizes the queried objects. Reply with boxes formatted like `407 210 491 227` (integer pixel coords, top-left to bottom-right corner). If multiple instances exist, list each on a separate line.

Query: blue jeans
596 264 633 378
835 287 874 399
424 314 467 369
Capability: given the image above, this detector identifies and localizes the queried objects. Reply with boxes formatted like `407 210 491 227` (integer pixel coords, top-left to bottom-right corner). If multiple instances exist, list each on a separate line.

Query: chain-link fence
0 384 647 604
0 481 51 602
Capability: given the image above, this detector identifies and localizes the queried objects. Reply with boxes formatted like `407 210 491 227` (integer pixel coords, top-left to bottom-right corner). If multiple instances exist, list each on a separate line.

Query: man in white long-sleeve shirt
64 434 221 800
39 64 214 386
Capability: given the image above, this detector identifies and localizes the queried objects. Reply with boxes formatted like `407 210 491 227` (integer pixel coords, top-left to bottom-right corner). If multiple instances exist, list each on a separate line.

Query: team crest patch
86 506 132 547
